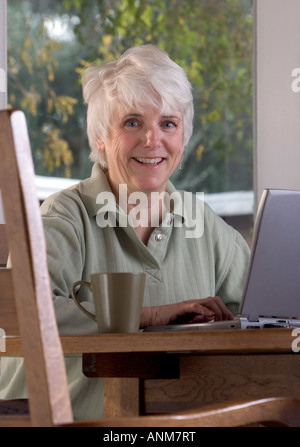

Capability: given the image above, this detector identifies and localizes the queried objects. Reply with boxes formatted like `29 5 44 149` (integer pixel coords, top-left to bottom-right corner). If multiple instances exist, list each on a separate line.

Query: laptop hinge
240 315 300 329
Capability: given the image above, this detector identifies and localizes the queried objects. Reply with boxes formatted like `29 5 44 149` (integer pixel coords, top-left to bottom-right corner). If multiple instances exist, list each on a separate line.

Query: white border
0 0 7 110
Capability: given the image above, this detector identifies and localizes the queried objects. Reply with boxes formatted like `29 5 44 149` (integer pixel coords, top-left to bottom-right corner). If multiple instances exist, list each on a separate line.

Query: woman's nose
143 126 161 148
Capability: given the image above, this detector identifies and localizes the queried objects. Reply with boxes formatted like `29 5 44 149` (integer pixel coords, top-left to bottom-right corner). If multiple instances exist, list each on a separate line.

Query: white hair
82 45 194 167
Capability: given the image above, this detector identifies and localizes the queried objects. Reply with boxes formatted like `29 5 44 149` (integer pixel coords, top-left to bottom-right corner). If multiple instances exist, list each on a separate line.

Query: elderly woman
0 45 250 419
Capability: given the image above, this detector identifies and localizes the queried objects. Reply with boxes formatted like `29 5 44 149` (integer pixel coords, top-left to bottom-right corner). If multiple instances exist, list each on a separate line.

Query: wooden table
72 327 300 417
6 328 300 417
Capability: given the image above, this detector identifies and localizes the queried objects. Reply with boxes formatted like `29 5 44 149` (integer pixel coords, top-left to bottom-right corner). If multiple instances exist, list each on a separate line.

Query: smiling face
98 105 184 197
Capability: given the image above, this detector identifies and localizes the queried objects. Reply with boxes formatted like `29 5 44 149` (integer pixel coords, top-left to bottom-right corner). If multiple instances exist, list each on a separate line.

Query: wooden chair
69 397 300 427
0 109 72 426
0 109 300 427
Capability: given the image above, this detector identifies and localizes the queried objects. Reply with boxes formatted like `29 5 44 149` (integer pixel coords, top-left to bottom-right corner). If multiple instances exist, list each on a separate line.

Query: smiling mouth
134 157 163 165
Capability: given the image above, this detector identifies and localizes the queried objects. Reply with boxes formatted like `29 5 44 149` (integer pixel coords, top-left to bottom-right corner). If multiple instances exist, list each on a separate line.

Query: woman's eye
125 119 139 128
162 121 176 129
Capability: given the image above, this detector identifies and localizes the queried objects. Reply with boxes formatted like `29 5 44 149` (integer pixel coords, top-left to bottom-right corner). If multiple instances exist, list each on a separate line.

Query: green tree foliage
7 1 77 177
7 0 253 192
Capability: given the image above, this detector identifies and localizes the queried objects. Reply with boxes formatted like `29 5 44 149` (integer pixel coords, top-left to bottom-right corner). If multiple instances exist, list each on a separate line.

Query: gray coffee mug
71 272 146 333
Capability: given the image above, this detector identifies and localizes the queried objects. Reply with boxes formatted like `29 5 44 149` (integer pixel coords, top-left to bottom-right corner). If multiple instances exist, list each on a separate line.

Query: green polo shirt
0 163 250 420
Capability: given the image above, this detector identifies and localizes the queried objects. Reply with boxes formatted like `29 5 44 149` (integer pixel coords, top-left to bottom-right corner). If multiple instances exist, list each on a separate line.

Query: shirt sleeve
201 202 250 315
216 229 250 315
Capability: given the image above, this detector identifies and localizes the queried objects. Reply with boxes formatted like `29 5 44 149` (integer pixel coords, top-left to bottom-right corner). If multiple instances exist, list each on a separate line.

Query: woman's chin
130 179 167 195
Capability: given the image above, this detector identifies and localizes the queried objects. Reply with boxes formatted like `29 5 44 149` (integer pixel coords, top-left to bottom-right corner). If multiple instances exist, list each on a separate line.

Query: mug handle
71 280 97 322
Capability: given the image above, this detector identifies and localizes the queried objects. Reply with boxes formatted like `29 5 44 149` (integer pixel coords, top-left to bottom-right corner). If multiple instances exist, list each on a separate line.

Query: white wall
254 0 300 207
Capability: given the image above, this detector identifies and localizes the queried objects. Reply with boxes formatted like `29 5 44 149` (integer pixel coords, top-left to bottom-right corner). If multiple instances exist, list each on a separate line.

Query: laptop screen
240 189 300 322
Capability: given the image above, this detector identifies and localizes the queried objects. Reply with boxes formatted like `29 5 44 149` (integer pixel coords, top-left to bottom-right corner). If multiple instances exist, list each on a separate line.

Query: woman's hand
140 296 234 328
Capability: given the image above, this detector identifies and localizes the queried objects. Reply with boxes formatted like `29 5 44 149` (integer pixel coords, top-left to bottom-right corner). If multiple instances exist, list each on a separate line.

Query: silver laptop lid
239 189 300 322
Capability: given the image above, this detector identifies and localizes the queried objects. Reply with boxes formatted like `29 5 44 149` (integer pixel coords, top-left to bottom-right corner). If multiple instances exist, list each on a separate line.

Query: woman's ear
96 138 106 152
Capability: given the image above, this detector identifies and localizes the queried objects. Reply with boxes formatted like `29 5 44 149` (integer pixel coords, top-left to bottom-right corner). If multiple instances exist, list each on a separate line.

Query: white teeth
134 157 163 164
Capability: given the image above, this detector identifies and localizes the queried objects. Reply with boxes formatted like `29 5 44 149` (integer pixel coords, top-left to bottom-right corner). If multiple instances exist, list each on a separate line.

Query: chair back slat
0 110 73 426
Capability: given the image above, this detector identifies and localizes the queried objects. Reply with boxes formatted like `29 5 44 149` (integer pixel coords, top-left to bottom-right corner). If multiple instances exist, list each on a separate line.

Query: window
6 0 253 186
5 0 254 242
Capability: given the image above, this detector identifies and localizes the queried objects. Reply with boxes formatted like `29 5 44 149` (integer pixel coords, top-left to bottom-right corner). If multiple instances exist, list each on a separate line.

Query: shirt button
155 234 163 242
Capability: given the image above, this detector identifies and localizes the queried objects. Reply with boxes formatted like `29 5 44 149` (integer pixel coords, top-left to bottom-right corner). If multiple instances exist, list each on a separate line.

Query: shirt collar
78 163 112 217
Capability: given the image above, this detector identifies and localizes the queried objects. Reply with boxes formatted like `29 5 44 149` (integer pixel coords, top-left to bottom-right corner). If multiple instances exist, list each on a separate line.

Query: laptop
144 189 300 332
